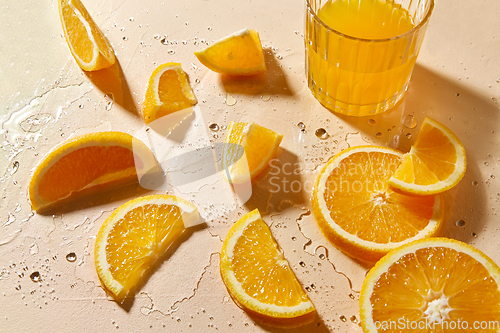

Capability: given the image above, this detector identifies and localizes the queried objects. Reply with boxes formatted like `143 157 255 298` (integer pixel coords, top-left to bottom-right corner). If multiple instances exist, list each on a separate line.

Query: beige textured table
1 0 499 331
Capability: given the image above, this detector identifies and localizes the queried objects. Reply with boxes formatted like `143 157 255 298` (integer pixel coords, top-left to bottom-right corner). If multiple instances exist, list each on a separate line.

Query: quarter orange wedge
141 62 197 124
220 209 316 327
28 132 158 213
59 0 116 71
389 117 467 195
221 121 283 183
312 146 444 264
360 237 500 332
194 29 266 76
95 194 201 301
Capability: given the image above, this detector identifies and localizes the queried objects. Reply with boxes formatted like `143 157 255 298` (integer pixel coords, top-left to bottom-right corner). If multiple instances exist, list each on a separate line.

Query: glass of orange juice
305 0 434 116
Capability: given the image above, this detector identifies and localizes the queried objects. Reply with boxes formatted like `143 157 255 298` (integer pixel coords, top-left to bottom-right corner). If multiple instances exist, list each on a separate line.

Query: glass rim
305 0 435 43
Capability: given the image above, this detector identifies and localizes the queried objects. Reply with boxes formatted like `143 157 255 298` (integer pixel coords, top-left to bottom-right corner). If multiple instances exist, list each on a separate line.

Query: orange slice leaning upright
59 0 116 71
389 117 467 195
28 132 159 213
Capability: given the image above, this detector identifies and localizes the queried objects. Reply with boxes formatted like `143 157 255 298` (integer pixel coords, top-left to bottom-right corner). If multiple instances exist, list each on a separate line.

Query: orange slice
141 62 197 124
220 209 316 327
94 194 201 301
312 146 444 264
28 132 158 213
389 117 467 195
58 0 116 71
194 29 266 76
221 121 283 183
360 237 500 332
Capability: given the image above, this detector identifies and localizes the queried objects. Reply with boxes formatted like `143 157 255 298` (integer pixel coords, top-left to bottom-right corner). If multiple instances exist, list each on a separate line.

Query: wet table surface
1 0 500 331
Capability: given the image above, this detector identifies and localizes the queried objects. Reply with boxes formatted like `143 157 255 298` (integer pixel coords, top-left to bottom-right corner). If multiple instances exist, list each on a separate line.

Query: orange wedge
141 62 197 124
58 0 116 71
389 117 467 195
95 194 201 301
221 121 283 183
220 209 316 327
28 132 158 213
194 29 266 76
360 237 500 332
312 146 444 264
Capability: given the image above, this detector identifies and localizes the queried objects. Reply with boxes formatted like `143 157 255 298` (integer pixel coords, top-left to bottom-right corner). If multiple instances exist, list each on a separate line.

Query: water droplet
491 174 496 179
340 315 347 322
297 122 305 129
305 286 311 292
30 271 41 283
208 123 219 131
471 232 478 238
129 17 134 22
160 37 168 45
348 293 355 299
261 94 271 101
350 315 358 323
291 236 296 241
207 26 212 31
182 40 187 45
10 161 19 175
405 133 412 139
154 34 161 40
168 50 175 55
472 181 479 186
315 128 329 139
225 94 237 106
299 261 306 267
122 36 128 41
195 78 200 84
66 252 77 262
318 254 325 259
403 115 418 129
14 284 21 291
368 119 376 126
79 104 84 109
104 93 114 111
375 132 382 138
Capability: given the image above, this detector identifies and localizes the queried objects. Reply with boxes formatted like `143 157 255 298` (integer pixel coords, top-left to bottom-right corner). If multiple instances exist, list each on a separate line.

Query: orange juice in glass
305 0 434 116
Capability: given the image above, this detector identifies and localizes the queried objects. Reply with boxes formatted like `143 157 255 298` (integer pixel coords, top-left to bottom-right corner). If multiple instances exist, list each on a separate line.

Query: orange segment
220 209 316 327
389 117 467 195
222 122 283 183
360 237 500 332
194 29 266 76
59 0 116 71
28 132 158 213
312 146 444 264
94 195 201 301
141 63 197 124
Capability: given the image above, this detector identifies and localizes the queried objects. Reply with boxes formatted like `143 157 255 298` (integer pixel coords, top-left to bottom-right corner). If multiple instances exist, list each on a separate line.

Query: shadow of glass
220 48 294 96
244 149 306 215
117 222 207 311
84 59 138 115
